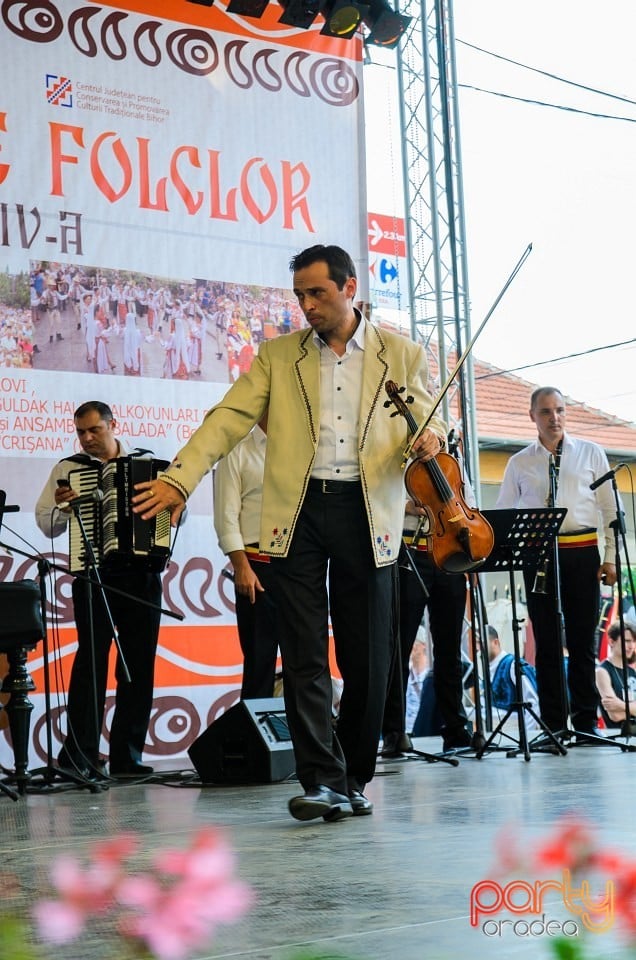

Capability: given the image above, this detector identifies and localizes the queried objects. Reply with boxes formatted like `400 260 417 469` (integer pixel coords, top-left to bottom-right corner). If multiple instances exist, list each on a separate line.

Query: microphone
65 489 105 510
590 463 626 491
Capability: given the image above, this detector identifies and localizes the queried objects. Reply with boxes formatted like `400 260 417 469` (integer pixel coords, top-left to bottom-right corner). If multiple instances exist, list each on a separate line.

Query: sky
362 0 636 425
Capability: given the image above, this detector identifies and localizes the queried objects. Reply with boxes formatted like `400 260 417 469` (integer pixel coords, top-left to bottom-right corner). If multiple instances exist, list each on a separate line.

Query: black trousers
63 570 161 767
234 557 278 700
523 543 600 732
383 545 468 737
270 483 396 794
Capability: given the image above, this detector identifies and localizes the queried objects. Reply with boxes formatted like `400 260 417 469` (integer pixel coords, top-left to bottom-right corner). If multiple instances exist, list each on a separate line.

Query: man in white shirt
213 417 278 699
496 386 619 736
133 244 446 822
35 401 162 780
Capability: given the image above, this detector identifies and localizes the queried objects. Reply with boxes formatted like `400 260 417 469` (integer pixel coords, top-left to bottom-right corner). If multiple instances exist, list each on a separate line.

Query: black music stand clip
476 508 568 761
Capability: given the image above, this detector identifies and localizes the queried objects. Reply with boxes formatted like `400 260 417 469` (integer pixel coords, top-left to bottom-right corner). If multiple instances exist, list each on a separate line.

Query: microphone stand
543 456 571 744
468 573 492 746
591 466 636 746
63 498 124 784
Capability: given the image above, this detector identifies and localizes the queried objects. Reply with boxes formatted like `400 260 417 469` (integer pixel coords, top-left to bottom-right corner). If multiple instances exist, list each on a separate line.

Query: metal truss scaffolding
395 0 480 490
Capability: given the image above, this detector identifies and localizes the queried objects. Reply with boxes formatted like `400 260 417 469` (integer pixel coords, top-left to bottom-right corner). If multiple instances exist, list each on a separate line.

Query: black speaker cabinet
188 697 296 784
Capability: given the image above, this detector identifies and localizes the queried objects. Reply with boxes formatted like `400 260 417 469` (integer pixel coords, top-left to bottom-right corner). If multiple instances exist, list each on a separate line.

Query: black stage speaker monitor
188 697 296 784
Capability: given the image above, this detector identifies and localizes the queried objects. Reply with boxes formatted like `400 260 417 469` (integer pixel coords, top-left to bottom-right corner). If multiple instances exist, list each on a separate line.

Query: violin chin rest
442 552 486 575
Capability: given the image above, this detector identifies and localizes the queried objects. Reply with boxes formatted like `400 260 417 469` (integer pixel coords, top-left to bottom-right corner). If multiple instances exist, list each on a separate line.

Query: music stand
475 508 568 761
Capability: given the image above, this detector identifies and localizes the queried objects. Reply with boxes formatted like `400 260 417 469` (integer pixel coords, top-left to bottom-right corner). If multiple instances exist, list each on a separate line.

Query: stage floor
1 730 635 960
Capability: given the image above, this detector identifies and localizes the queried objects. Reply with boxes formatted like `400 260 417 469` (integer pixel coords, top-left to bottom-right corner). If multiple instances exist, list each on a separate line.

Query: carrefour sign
368 212 409 310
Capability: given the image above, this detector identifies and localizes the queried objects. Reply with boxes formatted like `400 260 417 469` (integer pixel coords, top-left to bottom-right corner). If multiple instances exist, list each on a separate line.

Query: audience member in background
404 633 428 735
596 620 636 731
487 624 540 730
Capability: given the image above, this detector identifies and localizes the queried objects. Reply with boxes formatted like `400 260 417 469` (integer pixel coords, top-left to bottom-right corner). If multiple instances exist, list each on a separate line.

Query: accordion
67 456 172 575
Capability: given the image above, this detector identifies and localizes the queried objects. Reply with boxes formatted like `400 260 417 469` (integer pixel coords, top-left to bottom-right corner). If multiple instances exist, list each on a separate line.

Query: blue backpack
491 653 538 709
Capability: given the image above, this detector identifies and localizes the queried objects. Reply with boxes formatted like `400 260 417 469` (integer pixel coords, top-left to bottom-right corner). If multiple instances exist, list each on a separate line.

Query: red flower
533 817 597 873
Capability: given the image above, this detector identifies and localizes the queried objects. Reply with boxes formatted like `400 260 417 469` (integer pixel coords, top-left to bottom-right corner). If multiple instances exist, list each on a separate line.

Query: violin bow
402 242 533 466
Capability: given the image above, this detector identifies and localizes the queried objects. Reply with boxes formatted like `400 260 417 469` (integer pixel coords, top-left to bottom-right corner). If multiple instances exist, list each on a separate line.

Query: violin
384 380 494 574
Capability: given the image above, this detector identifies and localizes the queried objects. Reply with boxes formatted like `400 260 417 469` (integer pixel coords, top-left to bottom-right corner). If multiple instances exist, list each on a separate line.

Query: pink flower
33 847 130 945
33 898 89 945
32 827 252 960
154 827 235 882
91 832 139 866
122 828 252 960
125 879 252 960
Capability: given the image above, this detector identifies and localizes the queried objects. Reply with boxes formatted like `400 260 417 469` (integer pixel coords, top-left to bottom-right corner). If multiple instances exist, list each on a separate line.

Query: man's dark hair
530 386 564 410
74 400 114 422
289 244 356 290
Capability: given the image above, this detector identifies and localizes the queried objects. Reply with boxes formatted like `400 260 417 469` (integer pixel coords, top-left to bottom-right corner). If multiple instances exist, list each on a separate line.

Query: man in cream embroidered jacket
158 320 445 566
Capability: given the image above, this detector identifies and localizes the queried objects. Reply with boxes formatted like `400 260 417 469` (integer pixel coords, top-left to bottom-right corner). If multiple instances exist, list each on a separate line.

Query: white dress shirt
213 425 267 554
496 432 620 563
310 315 365 481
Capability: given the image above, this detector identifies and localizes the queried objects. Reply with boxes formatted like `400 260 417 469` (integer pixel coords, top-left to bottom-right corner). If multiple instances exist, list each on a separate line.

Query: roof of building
375 317 635 457
471 356 636 456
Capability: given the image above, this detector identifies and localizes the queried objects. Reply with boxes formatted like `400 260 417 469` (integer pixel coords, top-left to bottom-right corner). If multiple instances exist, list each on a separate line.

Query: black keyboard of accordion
68 457 171 574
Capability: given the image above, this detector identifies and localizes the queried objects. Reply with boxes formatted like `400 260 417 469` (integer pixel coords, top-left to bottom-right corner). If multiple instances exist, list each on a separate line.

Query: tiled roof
377 321 635 456
472 356 636 455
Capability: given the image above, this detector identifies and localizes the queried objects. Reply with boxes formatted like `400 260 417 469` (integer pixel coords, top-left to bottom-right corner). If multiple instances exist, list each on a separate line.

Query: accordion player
67 455 172 575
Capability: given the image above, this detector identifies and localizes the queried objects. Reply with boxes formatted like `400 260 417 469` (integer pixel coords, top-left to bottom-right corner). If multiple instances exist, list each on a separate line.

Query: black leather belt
307 478 362 494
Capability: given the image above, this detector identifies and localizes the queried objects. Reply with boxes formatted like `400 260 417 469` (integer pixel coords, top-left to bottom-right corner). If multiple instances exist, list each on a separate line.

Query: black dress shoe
381 732 413 758
349 789 373 816
288 785 353 822
56 760 104 782
110 762 154 778
442 728 472 751
57 749 106 781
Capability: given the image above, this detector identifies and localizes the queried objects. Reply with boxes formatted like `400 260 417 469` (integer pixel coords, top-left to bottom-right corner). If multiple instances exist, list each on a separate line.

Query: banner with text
0 0 367 767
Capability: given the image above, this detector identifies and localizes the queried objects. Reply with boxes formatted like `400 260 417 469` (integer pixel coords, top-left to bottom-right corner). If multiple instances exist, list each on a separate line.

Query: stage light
227 0 271 14
184 0 409 45
363 0 410 48
278 0 322 29
320 0 369 38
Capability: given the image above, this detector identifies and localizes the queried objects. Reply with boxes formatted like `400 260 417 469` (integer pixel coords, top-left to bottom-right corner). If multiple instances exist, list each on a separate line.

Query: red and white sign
368 212 406 257
368 212 408 310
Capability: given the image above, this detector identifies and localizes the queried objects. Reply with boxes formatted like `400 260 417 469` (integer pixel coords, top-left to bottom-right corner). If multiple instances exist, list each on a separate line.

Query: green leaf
0 917 41 960
550 935 586 960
